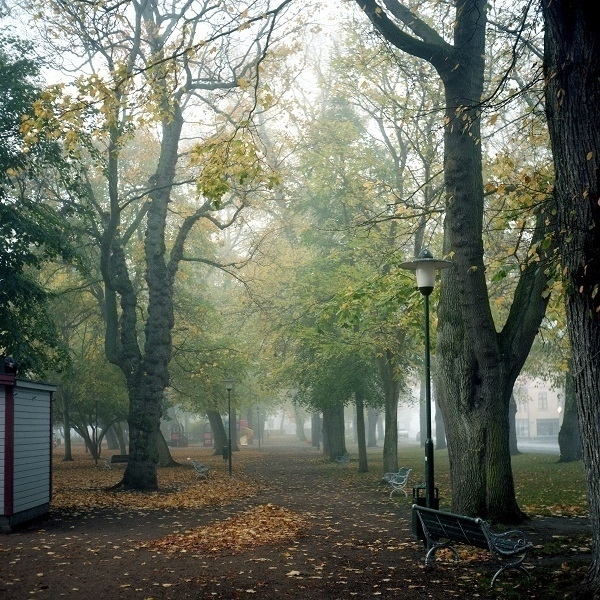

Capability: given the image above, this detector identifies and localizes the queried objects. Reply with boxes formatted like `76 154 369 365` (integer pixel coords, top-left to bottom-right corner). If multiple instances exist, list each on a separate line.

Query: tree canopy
0 33 79 374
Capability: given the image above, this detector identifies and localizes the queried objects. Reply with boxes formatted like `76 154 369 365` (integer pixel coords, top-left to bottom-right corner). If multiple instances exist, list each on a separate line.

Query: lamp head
398 248 452 296
224 377 234 391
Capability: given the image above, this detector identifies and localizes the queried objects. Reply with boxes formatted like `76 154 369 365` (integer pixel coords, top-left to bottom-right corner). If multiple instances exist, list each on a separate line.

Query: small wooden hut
1 360 56 532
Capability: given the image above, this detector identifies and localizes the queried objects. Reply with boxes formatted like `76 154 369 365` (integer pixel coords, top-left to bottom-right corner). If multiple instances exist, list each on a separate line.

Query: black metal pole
227 388 232 476
424 293 434 508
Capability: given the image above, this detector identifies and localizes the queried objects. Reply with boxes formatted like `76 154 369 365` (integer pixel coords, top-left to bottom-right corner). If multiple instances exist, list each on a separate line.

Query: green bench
412 504 533 587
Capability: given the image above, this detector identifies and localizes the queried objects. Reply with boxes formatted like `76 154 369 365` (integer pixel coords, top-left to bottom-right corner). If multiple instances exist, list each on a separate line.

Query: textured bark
105 426 119 450
542 3 600 592
322 403 346 460
294 407 307 441
377 351 400 473
366 407 379 447
434 398 446 450
311 412 322 449
207 410 228 456
558 370 582 463
156 430 179 467
119 109 183 490
355 391 368 473
61 394 73 462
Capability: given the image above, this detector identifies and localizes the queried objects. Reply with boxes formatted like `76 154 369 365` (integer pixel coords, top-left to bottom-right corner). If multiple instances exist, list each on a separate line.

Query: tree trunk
245 408 255 445
207 410 227 456
437 275 524 522
156 430 178 467
122 382 161 489
367 407 379 447
107 105 183 490
558 369 582 463
432 361 446 449
434 398 446 450
542 4 600 590
105 425 120 450
114 422 128 454
62 394 73 462
377 351 400 473
355 391 368 473
311 412 322 449
435 1 524 523
230 406 239 452
294 406 307 442
279 411 285 434
322 403 346 460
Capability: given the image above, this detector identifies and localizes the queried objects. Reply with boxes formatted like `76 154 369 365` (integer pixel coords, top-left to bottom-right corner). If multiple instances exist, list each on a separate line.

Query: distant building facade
514 377 564 439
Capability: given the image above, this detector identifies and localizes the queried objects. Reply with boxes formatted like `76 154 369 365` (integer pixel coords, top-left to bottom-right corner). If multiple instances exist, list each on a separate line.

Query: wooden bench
380 467 412 498
111 454 129 464
412 504 533 587
188 458 210 480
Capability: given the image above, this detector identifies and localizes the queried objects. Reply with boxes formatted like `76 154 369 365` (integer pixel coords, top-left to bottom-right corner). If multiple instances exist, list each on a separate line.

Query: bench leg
389 486 408 499
490 563 531 588
424 542 461 566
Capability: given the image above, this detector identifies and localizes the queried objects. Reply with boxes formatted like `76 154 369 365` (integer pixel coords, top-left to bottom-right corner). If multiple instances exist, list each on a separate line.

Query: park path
0 442 591 599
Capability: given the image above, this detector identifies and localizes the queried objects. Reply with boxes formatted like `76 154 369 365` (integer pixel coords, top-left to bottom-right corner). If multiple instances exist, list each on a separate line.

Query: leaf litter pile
51 452 261 512
140 503 307 555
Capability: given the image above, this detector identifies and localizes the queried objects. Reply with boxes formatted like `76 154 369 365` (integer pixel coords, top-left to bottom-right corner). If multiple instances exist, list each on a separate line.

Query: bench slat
422 512 488 549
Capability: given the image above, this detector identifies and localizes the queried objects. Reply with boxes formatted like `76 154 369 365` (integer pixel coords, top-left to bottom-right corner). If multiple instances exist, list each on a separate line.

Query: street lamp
224 378 234 476
399 248 452 508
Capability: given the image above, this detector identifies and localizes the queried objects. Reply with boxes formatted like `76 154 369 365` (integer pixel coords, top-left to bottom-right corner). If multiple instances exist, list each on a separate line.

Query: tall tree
542 2 600 594
356 0 555 521
22 0 292 490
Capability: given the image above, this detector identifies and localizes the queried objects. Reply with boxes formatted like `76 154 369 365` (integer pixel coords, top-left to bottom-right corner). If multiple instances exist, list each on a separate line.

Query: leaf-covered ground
0 441 592 599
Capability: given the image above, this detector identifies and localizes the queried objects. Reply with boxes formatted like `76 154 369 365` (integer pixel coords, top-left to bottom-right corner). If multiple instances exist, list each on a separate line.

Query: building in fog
514 377 564 439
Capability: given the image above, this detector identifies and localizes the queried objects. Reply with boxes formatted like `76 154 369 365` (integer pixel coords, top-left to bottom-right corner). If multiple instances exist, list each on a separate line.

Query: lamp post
399 248 452 508
224 378 234 476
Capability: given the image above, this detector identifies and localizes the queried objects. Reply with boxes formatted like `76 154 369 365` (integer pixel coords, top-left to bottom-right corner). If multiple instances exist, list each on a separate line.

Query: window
538 392 548 410
516 419 529 437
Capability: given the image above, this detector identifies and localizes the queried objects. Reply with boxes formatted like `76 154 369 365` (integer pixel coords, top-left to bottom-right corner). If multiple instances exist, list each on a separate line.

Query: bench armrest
487 529 532 552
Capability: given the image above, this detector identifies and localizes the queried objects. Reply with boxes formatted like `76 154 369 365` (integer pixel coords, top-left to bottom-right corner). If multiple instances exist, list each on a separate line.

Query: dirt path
0 444 591 599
